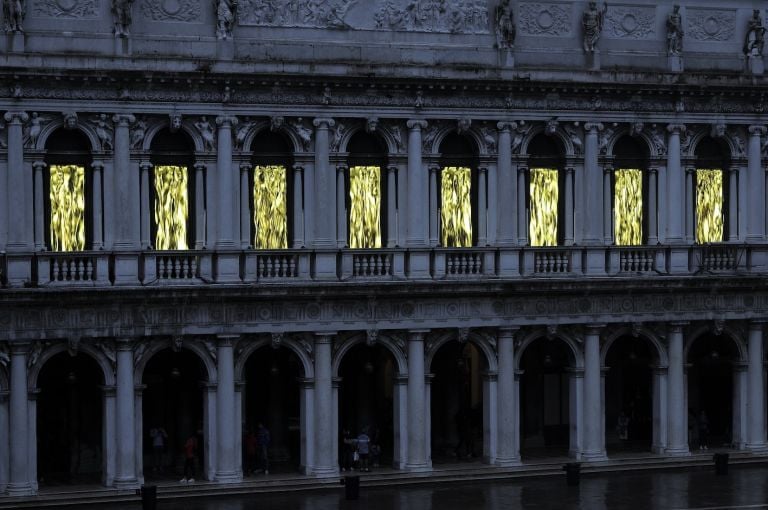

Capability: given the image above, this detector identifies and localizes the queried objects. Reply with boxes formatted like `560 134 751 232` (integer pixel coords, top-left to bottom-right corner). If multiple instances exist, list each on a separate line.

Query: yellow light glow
253 165 288 249
349 165 382 249
154 165 188 250
529 168 558 247
614 169 643 246
696 169 724 243
50 164 85 251
441 166 472 247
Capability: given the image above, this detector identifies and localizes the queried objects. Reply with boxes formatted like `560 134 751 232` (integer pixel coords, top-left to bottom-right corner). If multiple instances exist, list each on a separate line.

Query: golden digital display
529 168 558 247
154 165 188 250
253 165 288 249
349 165 382 249
441 166 472 247
696 169 724 243
614 169 643 246
49 164 85 251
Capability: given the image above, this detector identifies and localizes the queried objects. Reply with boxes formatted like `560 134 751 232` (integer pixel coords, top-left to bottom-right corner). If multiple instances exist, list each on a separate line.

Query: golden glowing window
253 165 288 249
154 165 188 250
529 168 558 247
49 164 85 252
441 166 472 248
614 169 643 246
696 169 724 243
349 165 381 249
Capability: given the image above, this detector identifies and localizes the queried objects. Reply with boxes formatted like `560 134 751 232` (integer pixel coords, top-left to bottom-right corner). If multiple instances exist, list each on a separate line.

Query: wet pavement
105 464 768 510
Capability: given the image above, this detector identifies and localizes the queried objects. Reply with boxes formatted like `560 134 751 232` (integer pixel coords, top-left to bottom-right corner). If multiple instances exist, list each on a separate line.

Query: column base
745 442 768 454
312 466 339 479
665 446 691 457
580 450 608 462
214 471 242 483
405 462 432 472
495 456 522 468
113 478 140 490
6 482 34 497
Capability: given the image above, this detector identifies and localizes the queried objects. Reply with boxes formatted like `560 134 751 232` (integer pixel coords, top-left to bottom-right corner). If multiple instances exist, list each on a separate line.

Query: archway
519 337 574 459
241 346 303 475
338 343 396 471
526 133 566 246
141 349 207 481
37 351 104 485
430 340 485 463
345 131 390 249
438 132 479 247
687 334 739 450
612 135 650 245
604 336 655 453
693 136 730 243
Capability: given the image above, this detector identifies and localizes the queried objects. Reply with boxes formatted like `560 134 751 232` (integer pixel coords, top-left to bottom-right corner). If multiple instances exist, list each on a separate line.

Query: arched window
150 129 196 250
44 129 92 251
250 131 293 249
439 133 478 248
612 136 649 246
347 131 388 249
527 134 565 246
694 137 729 243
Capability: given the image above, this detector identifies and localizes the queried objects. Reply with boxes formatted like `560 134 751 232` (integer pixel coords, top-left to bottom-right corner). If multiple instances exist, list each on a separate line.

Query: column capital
387 164 398 173
517 165 528 174
32 160 47 170
292 163 304 173
115 338 135 351
603 166 613 174
194 162 206 171
239 161 252 171
498 327 520 338
649 166 658 175
112 114 136 127
565 166 575 175
336 162 349 172
685 166 696 175
91 160 105 171
667 123 686 134
314 332 336 344
216 334 240 347
139 161 153 171
749 320 767 329
584 122 604 133
749 125 767 136
585 324 606 334
3 111 28 124
9 341 32 354
406 119 428 130
408 329 430 342
313 117 335 129
668 321 689 333
428 164 440 174
215 115 238 128
497 121 516 132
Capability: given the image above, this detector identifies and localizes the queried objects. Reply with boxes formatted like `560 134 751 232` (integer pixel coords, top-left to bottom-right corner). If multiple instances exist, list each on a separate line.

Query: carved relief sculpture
234 117 255 150
510 121 530 154
194 116 215 151
216 0 236 39
24 112 50 149
92 113 114 151
63 112 78 130
113 0 134 36
564 123 583 154
290 118 312 152
744 9 766 56
130 117 147 150
495 0 515 49
666 5 683 55
518 3 570 37
3 0 23 31
687 9 735 42
582 1 607 52
374 0 489 34
605 6 654 40
239 0 356 29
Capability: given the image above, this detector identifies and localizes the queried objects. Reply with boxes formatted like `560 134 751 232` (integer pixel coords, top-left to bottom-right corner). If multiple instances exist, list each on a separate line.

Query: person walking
149 426 167 473
180 433 198 483
698 410 710 450
245 429 258 475
257 422 271 474
357 429 371 472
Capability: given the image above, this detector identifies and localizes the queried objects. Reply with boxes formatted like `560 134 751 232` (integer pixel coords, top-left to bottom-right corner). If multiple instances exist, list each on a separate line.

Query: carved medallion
33 0 99 18
687 9 735 41
518 3 571 37
604 6 655 40
373 0 489 34
141 0 201 22
238 0 356 28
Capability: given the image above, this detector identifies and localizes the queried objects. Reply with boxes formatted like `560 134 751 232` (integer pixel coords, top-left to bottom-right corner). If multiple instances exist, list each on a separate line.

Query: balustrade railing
150 252 200 281
693 245 741 272
612 247 659 273
529 249 571 275
37 252 108 285
350 251 394 277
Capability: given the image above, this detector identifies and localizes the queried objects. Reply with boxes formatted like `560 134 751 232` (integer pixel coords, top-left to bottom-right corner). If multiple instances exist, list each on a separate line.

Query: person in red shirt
181 434 197 483
245 429 258 475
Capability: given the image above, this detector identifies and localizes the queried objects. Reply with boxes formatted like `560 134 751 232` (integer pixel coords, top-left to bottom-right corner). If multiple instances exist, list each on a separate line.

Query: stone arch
520 124 569 158
425 331 498 374
338 123 392 156
243 120 305 155
686 127 713 159
332 332 407 377
514 328 584 371
606 127 656 159
689 128 743 161
234 335 315 381
426 124 482 156
133 339 217 384
28 341 116 390
377 122 405 155
142 118 205 153
36 119 101 154
600 326 668 367
684 324 747 363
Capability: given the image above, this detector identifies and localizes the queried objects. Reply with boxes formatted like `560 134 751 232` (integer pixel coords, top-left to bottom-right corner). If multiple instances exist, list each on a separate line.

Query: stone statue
24 112 50 148
130 118 147 150
93 113 114 151
666 5 683 56
495 0 515 50
112 0 134 37
216 0 236 40
194 116 215 152
582 1 607 53
744 9 766 57
3 0 24 33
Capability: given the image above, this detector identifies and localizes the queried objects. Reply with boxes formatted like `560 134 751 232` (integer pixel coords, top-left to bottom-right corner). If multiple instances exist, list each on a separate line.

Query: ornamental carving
374 0 489 34
686 9 735 42
33 0 98 18
518 3 570 37
604 6 654 40
238 0 355 28
289 118 313 152
141 0 200 22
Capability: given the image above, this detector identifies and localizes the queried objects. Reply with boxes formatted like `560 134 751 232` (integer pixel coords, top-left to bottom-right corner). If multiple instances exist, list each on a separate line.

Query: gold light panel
441 166 472 247
49 164 85 251
349 165 382 249
696 169 724 243
529 168 558 247
253 165 288 249
614 169 643 246
154 165 188 250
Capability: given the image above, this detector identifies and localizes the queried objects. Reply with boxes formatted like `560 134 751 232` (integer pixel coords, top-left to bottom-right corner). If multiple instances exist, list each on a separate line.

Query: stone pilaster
406 330 431 471
215 335 241 482
747 126 766 242
666 322 690 456
114 338 138 488
312 333 338 477
496 328 520 466
8 342 32 496
582 325 607 461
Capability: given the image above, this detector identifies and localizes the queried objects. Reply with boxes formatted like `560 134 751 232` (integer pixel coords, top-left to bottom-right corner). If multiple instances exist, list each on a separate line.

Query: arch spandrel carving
133 337 217 384
234 334 315 381
514 327 584 371
141 116 205 153
684 322 747 363
332 331 407 378
425 329 498 374
27 340 117 390
600 325 669 367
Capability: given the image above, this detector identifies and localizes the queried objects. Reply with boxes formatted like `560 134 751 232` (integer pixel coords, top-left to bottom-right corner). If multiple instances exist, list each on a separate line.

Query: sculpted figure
582 1 607 53
112 0 134 37
130 118 147 150
495 0 515 49
170 114 182 133
216 0 236 40
24 112 49 148
195 116 215 152
3 0 23 33
666 5 683 56
63 112 78 130
93 113 114 151
744 9 766 57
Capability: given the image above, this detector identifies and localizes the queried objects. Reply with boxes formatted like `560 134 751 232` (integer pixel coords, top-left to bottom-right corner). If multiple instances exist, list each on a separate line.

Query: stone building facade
2 0 768 497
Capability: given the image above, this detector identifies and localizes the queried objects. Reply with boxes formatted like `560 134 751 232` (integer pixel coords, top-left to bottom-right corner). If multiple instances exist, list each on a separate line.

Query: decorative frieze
518 2 571 37
374 0 489 34
141 0 201 22
33 0 99 18
686 8 736 42
604 5 655 40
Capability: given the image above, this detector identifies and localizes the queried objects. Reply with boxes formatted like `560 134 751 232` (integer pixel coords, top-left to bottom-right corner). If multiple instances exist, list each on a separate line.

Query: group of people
341 428 382 473
245 423 272 475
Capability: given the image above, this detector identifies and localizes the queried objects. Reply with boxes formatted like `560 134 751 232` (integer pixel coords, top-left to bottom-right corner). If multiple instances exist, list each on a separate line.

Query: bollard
713 453 729 475
343 474 360 500
139 485 157 510
563 462 581 486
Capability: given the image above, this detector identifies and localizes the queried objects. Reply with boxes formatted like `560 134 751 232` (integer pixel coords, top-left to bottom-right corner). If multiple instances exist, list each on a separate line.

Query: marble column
312 118 335 248
486 163 497 245
496 328 520 466
336 163 347 248
648 167 658 244
517 165 527 245
583 123 603 244
215 116 237 249
564 166 574 245
32 161 46 251
215 335 240 482
602 166 612 244
582 326 607 461
406 330 431 471
387 165 398 247
239 162 251 248
138 162 151 249
114 339 137 488
4 112 29 252
8 342 31 496
665 125 685 243
292 164 305 248
194 162 206 249
406 121 428 247
684 167 694 243
428 164 439 247
496 122 516 246
746 322 767 451
478 166 488 246
666 323 689 455
112 114 137 249
92 161 104 249
313 333 337 477
728 166 739 242
747 126 766 242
